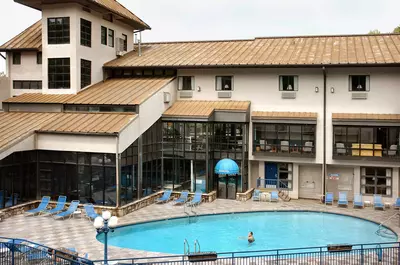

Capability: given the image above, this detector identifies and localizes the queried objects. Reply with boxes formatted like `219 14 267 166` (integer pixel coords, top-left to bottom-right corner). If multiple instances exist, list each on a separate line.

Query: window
101 26 107 45
48 58 70 89
81 59 91 89
13 52 21 65
361 167 392 196
108 29 114 47
333 125 400 158
122 34 128 51
80 18 91 47
216 76 233 91
253 123 316 155
178 76 194 91
349 75 370 91
48 17 70 44
279 75 298 91
13 80 42 89
37 52 42 64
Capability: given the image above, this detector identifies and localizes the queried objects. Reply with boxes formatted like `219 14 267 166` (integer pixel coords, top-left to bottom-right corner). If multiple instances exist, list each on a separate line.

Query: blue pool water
98 211 397 254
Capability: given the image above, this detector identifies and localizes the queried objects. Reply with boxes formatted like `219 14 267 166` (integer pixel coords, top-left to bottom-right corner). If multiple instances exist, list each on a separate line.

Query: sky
0 0 399 72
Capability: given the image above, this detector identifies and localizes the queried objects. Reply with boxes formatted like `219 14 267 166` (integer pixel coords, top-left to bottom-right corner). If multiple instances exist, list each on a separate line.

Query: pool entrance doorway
218 174 240 199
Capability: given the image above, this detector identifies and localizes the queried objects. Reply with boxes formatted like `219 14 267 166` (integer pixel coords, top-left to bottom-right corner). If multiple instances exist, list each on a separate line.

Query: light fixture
224 84 230 90
330 87 335 93
315 87 319 93
94 211 118 264
102 210 112 221
357 84 363 90
287 84 293 91
197 86 201 92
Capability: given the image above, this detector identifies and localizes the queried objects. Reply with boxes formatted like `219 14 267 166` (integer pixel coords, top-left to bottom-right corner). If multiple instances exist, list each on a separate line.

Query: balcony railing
256 178 291 190
253 143 315 157
334 143 400 160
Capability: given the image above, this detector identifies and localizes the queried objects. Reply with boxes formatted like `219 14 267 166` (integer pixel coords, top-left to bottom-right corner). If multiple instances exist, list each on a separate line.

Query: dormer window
48 17 70 44
279 75 298 91
216 76 233 91
349 75 370 92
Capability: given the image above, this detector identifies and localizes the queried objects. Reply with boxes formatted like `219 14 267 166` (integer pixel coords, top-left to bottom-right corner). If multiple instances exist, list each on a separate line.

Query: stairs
278 190 291 202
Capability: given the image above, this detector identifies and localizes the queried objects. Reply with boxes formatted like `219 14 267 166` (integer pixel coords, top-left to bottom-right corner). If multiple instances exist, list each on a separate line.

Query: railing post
319 247 322 265
360 244 364 265
11 239 15 265
276 250 279 265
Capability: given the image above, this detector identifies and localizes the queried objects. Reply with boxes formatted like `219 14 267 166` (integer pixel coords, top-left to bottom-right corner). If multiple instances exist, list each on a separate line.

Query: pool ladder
184 203 198 223
184 239 201 255
375 212 398 239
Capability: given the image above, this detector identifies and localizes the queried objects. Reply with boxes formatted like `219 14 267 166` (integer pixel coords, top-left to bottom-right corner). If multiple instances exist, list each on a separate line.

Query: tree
368 29 381 34
394 26 400 34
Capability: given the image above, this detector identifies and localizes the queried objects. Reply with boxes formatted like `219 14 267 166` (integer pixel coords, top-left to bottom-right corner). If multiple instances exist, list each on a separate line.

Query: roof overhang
163 110 249 123
252 111 317 124
332 113 400 126
14 0 150 30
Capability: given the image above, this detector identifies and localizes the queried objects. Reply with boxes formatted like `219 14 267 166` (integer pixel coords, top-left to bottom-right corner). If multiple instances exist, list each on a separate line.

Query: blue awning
214 158 239 175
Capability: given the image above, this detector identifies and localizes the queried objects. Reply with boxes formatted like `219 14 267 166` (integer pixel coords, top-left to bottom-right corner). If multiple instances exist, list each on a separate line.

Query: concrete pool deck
0 199 399 261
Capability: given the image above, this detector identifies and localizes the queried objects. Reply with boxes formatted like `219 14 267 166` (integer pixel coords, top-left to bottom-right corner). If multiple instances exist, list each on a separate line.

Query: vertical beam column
115 152 121 208
138 135 143 199
205 124 209 192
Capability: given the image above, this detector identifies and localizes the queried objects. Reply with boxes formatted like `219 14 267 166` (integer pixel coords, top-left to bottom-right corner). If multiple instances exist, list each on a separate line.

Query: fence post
11 239 15 265
276 250 279 265
360 244 364 265
319 247 322 265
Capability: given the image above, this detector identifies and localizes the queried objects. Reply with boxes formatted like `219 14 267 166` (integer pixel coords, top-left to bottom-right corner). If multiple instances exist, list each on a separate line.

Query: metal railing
334 146 400 159
93 241 400 265
0 236 93 265
257 178 291 190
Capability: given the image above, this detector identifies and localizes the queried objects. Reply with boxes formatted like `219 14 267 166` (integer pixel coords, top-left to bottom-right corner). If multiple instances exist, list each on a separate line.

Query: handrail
184 239 190 255
194 239 201 253
377 212 398 230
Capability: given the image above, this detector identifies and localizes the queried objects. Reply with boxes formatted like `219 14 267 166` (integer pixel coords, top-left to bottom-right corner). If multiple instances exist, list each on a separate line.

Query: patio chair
353 194 364 208
83 204 100 220
387 145 398 156
187 191 203 207
336 143 346 155
25 196 51 216
252 189 261 201
338 192 348 207
325 192 334 205
42 196 67 216
173 190 189 205
270 191 279 202
393 198 400 208
373 195 384 210
53 200 80 220
155 190 172 204
280 141 289 152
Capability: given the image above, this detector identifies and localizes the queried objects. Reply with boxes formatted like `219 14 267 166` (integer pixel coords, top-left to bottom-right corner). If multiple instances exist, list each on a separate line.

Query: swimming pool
97 211 397 254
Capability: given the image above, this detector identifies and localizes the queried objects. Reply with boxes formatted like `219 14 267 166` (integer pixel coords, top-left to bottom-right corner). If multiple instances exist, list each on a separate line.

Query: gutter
322 66 327 196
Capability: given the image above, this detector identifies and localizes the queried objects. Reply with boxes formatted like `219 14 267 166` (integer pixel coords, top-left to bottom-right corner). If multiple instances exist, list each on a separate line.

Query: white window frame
215 76 233 91
349 75 370 92
178 76 194 91
279 75 298 91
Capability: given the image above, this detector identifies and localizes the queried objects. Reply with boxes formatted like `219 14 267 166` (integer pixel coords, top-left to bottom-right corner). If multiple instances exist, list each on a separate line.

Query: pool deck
0 199 399 261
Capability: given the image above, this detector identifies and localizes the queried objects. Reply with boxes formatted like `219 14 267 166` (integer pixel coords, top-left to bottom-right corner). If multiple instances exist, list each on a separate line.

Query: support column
205 124 209 192
115 137 121 207
138 135 143 199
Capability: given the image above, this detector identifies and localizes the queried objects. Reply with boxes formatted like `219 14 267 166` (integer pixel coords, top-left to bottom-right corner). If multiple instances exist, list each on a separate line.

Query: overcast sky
1 0 399 72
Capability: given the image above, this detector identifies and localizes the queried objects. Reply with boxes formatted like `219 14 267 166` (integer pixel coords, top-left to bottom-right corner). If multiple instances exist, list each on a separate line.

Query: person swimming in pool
248 232 255 244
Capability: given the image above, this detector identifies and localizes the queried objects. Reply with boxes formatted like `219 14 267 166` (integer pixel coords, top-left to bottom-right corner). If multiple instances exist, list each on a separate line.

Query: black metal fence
0 237 93 265
93 242 400 265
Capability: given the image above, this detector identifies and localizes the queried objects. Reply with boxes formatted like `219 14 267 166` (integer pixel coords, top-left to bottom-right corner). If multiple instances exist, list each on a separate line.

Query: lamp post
94 211 118 264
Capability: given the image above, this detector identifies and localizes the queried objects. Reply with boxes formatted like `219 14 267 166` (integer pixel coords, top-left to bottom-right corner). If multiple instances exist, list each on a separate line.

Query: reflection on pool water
97 211 397 254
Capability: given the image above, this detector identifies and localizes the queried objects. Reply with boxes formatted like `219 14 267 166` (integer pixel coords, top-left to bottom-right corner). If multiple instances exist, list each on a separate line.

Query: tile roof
163 100 250 118
3 77 175 105
252 111 318 120
105 34 400 68
332 113 400 121
0 112 136 153
0 20 42 51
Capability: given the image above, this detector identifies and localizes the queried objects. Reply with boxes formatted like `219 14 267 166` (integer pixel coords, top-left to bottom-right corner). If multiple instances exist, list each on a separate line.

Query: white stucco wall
0 76 10 110
7 51 42 97
0 135 36 161
41 3 135 94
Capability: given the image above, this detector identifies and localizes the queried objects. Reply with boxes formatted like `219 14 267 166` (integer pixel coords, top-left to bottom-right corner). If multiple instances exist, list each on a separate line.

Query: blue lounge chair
252 189 261 201
374 195 384 210
155 190 172 204
393 198 400 208
353 194 364 208
325 192 334 205
173 191 189 205
270 191 279 202
187 191 203 207
43 196 67 216
54 200 80 219
25 196 51 216
338 192 348 207
83 204 100 220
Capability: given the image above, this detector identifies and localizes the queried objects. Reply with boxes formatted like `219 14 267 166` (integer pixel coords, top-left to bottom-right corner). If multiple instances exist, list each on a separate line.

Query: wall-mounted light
330 87 335 93
315 87 319 93
197 86 201 92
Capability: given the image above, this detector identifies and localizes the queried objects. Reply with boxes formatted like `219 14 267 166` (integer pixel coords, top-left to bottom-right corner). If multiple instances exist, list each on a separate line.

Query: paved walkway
0 199 399 261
